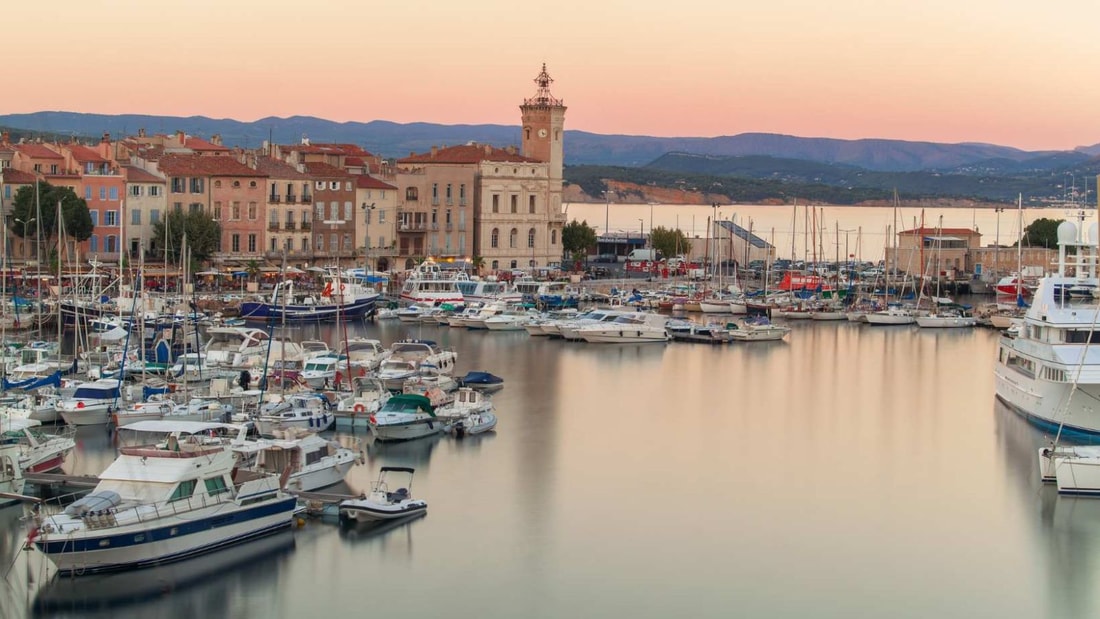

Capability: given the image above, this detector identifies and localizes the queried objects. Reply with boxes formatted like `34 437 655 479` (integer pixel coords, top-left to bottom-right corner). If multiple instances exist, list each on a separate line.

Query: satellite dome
1058 221 1078 245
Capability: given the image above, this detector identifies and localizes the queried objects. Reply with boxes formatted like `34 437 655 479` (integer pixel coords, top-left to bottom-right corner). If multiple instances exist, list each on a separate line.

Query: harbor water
0 317 1091 618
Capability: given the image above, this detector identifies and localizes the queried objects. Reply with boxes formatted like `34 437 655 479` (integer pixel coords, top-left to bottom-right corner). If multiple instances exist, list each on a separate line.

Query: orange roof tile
302 162 352 178
355 175 397 190
397 144 537 165
253 157 310 180
123 166 165 183
66 144 109 163
183 137 230 152
1 169 37 184
158 154 266 177
15 143 63 159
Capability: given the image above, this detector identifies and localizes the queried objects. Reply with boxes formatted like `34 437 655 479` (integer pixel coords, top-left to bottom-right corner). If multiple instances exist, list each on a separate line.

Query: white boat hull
285 459 355 492
995 366 1100 435
810 311 847 321
915 316 976 328
370 420 448 442
864 313 915 325
339 499 427 523
59 405 113 426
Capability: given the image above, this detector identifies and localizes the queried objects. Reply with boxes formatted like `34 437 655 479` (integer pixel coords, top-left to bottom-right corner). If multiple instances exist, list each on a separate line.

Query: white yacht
377 340 458 391
27 421 296 575
995 215 1100 437
368 393 451 442
232 427 359 492
0 442 25 507
301 356 340 389
340 338 390 371
57 379 124 426
2 417 75 474
256 394 335 435
577 313 671 344
399 259 465 306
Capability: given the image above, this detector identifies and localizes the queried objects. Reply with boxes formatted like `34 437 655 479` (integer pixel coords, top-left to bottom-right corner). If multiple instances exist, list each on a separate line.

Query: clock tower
520 63 566 183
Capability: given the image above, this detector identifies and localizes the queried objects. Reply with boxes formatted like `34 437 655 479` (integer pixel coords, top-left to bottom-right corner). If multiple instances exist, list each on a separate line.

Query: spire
523 63 563 107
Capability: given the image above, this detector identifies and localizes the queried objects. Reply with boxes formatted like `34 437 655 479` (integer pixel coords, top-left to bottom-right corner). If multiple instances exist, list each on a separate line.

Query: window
104 210 117 226
204 476 229 496
491 228 499 248
150 209 161 223
316 235 324 251
432 183 438 202
316 203 325 220
445 210 452 224
129 185 142 197
491 259 499 270
330 233 337 251
231 202 240 220
344 202 352 221
345 181 352 191
231 234 240 252
189 203 201 214
249 180 257 188
509 228 517 248
233 180 241 188
492 194 499 213
378 210 385 224
510 195 518 214
510 260 518 269
90 211 99 226
330 203 338 221
459 184 466 206
342 233 351 250
109 187 119 201
301 237 309 251
90 235 98 252
4 186 10 200
364 208 371 225
528 228 536 248
189 178 204 194
214 180 222 188
131 210 141 225
169 480 196 502
248 234 256 252
316 181 326 191
99 187 106 200
551 230 557 245
106 235 116 253
85 186 93 200
149 186 160 197
406 187 418 201
173 202 182 213
529 195 536 213
248 202 257 220
330 181 339 191
445 184 453 205
213 202 222 220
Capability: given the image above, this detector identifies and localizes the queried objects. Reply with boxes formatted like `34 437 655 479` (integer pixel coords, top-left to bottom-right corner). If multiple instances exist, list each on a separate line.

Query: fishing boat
239 278 379 322
368 393 450 442
338 466 427 525
27 420 296 575
232 427 359 492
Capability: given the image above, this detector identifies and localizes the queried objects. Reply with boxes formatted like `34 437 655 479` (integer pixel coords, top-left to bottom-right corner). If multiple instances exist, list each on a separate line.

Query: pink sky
6 0 1099 151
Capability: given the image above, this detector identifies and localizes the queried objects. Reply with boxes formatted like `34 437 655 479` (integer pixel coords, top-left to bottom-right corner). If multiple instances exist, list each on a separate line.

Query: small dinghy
457 371 504 393
339 466 427 525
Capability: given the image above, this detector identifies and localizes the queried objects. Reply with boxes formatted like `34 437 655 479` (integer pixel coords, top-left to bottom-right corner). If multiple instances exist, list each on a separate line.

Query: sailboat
865 191 916 326
916 216 976 328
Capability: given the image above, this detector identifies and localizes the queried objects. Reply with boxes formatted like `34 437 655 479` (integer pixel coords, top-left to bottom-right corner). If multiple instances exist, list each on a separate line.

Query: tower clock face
538 129 548 138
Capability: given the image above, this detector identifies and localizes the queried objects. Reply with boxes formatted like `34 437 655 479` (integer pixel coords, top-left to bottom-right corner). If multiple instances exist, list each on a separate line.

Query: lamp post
360 202 376 272
603 190 614 234
994 206 1004 274
637 218 644 246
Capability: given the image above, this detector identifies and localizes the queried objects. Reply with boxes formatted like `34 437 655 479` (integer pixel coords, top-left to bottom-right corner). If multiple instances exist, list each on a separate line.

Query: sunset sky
6 0 1099 151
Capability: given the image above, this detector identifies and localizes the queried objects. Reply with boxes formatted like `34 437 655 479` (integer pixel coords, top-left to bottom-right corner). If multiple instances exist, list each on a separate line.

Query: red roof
397 144 538 164
66 144 109 163
253 157 310 180
1 169 37 184
158 154 266 177
302 162 351 178
15 143 63 159
283 143 373 157
355 175 396 190
183 137 230 152
123 166 165 183
899 227 981 236
345 156 365 166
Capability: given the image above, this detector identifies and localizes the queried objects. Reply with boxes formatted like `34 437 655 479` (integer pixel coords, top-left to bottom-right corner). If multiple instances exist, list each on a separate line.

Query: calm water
1 318 1094 618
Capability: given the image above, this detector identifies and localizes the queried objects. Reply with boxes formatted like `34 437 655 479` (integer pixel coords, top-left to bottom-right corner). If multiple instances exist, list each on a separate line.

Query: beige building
887 227 981 275
122 166 166 259
477 159 557 272
253 156 312 264
355 175 398 272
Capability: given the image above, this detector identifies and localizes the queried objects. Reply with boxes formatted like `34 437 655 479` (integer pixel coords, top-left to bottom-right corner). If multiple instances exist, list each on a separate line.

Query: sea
0 313 1094 619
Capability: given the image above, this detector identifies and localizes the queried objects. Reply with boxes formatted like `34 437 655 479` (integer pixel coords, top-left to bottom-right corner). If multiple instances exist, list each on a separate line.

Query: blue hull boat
239 295 378 322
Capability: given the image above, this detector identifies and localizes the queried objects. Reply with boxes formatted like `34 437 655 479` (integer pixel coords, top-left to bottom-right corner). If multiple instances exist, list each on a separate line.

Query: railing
301 222 311 231
445 223 454 232
459 199 467 206
431 197 440 206
269 195 281 203
430 223 439 231
268 223 280 232
285 222 297 231
286 196 297 204
301 195 312 204
399 222 427 231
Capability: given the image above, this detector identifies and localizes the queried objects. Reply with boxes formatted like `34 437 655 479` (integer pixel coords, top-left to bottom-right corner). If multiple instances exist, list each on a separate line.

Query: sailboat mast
1016 193 1024 302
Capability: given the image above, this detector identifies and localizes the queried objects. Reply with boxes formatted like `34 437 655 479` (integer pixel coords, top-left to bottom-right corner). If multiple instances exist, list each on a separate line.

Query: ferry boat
455 278 519 305
994 214 1100 437
27 421 296 575
399 259 465 305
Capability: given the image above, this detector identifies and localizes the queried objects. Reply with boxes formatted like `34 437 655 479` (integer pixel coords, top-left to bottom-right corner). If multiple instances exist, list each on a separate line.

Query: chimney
483 144 491 155
101 132 110 143
211 134 222 146
1 131 9 144
138 128 146 138
176 130 186 145
430 146 438 158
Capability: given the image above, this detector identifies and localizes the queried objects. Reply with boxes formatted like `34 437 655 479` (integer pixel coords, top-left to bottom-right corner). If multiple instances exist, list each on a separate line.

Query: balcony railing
268 223 280 232
398 222 427 232
431 197 440 206
285 222 296 231
445 223 454 232
286 196 297 204
301 195 312 204
301 222 311 231
430 223 439 231
269 195 281 204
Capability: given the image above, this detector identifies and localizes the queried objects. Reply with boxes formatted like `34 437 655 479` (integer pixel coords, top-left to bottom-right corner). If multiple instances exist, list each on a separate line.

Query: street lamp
994 206 1004 274
360 202 376 272
603 190 614 234
637 218 644 246
14 217 36 260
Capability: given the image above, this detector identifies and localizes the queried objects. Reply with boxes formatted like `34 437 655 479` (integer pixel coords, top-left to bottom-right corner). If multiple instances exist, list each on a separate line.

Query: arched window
491 228 499 248
551 230 558 245
509 228 517 248
527 228 536 248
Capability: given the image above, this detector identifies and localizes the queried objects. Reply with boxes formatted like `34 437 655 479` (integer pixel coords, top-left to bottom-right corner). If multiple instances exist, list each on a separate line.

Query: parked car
592 253 618 263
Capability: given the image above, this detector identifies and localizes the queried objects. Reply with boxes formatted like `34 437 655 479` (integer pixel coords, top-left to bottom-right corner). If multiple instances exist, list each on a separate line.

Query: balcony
285 222 297 231
431 197 440 206
301 195 312 204
269 195 281 204
430 223 440 231
301 222 312 231
398 222 427 232
268 223 280 232
445 223 454 232
286 196 297 204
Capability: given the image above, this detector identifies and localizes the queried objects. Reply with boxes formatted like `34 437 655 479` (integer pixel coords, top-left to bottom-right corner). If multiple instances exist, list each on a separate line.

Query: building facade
356 174 398 272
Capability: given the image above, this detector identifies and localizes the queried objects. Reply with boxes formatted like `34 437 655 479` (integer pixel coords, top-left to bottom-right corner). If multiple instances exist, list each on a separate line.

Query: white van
627 249 658 262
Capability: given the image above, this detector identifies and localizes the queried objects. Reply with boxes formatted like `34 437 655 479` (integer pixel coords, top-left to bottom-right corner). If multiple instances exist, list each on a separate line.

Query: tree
650 226 692 260
10 181 94 255
153 208 222 264
246 259 261 282
562 219 598 268
1021 218 1063 249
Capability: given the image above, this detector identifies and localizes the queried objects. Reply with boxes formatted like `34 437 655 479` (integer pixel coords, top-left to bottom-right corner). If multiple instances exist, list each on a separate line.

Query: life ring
354 403 366 413
340 283 346 291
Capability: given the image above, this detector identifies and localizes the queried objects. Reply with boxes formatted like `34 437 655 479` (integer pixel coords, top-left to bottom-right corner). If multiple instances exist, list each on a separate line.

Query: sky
6 0 1100 151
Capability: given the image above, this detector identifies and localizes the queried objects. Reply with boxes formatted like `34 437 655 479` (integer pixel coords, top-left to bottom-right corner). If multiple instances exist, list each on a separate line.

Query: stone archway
405 258 416 270
376 257 390 272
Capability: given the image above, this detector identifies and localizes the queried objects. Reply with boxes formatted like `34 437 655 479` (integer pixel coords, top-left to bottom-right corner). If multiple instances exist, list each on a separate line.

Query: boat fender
369 414 377 425
354 403 366 413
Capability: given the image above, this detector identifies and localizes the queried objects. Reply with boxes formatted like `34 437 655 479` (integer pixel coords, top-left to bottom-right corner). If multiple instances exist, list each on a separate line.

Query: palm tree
246 259 261 283
471 255 486 276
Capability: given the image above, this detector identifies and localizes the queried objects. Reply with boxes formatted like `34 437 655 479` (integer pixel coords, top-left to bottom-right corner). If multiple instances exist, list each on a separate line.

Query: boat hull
339 500 427 524
286 459 355 492
369 420 447 442
59 406 112 426
239 296 377 322
995 366 1100 438
34 498 297 576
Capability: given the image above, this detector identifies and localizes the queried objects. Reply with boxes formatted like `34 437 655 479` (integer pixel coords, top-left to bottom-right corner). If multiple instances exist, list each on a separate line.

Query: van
627 249 658 262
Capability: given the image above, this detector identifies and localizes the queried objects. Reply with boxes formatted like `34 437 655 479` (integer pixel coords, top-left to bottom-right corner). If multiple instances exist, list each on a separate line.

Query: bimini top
380 394 434 415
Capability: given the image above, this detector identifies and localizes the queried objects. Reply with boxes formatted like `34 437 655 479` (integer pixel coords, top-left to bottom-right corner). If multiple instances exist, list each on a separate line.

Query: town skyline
5 1 1099 152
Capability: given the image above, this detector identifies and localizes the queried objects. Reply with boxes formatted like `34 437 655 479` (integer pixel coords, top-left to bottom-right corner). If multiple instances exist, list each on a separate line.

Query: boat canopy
381 394 434 415
72 385 121 399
